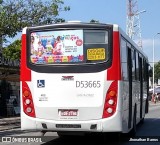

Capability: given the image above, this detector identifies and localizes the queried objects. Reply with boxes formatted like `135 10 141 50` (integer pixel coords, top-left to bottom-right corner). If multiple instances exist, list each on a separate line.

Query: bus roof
25 21 113 30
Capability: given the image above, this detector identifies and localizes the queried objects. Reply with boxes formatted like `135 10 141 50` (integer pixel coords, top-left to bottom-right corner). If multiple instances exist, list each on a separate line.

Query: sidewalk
149 100 160 106
0 117 20 131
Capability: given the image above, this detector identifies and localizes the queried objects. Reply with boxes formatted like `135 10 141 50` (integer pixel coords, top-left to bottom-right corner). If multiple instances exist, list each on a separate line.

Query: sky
57 0 160 64
9 0 160 64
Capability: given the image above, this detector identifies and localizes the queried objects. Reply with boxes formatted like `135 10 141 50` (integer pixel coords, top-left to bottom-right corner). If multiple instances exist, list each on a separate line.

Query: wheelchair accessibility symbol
37 80 45 88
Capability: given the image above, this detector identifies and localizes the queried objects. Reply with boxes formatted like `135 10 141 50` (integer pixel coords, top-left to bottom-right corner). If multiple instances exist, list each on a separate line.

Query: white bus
20 22 149 136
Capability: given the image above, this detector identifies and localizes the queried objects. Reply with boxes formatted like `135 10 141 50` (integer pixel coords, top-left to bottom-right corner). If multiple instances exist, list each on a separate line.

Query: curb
0 125 20 131
0 117 20 131
0 119 20 125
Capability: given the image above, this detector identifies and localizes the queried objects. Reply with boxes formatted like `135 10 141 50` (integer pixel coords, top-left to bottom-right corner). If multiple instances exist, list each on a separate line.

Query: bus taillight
22 81 36 118
23 90 30 97
102 81 118 118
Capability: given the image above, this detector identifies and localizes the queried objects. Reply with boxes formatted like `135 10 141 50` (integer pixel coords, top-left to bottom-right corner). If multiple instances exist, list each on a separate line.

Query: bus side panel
120 81 129 133
133 81 141 124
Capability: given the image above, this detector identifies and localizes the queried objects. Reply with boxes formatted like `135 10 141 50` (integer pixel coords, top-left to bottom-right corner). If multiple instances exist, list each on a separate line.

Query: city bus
20 21 149 136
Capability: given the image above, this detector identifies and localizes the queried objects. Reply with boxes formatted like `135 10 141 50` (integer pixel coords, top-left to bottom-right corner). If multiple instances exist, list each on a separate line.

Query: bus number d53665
76 81 101 88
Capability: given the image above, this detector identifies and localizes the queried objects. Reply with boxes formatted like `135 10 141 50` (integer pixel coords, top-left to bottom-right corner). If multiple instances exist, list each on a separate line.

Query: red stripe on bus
107 31 121 80
20 34 31 81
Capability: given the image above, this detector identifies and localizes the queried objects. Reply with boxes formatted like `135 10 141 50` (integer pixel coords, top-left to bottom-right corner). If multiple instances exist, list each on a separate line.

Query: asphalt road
0 102 160 145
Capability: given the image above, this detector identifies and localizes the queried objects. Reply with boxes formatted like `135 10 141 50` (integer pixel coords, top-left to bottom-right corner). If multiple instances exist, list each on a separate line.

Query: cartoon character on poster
78 55 83 61
68 55 73 62
37 41 44 56
62 56 68 62
30 33 40 55
37 57 45 63
52 36 64 55
31 56 38 63
46 40 53 54
71 56 79 62
48 56 54 63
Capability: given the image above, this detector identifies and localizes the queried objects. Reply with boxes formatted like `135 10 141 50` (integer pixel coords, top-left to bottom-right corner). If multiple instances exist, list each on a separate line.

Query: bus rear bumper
21 112 122 132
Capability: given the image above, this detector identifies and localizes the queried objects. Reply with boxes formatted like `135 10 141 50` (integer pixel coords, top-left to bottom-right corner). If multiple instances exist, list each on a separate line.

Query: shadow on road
42 134 122 145
136 118 160 136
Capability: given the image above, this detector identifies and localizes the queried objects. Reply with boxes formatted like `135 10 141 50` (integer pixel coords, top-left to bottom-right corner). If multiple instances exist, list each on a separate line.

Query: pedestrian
154 94 158 104
152 94 156 104
158 94 160 101
157 93 160 102
152 94 155 103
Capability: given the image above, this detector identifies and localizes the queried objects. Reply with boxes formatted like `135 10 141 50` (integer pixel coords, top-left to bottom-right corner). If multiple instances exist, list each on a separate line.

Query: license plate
56 124 81 128
87 48 105 60
59 110 78 116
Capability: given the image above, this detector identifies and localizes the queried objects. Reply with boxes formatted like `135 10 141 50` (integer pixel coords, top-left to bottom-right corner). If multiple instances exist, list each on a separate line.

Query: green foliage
154 61 160 83
2 40 21 61
0 0 70 38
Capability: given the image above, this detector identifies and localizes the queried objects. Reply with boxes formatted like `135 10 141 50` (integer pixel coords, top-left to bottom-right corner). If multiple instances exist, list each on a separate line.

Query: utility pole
126 0 145 49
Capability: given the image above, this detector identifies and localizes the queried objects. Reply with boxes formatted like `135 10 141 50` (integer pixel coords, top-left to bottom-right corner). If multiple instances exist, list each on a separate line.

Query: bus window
29 30 108 64
121 38 128 80
84 30 108 44
84 30 108 63
136 52 140 81
132 49 136 80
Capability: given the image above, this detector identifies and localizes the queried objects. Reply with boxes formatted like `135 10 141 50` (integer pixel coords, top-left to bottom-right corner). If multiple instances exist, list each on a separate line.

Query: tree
2 40 21 61
154 61 160 84
0 0 70 42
